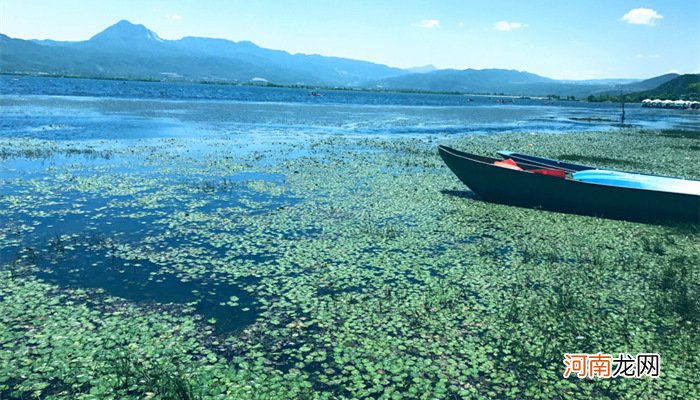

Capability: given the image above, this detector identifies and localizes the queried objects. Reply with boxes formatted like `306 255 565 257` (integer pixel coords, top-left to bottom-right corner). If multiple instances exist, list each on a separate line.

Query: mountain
587 74 700 102
88 20 164 47
0 20 407 86
0 20 690 97
639 74 700 100
405 65 438 74
592 73 680 95
368 68 614 97
622 73 680 93
370 68 548 92
559 78 640 86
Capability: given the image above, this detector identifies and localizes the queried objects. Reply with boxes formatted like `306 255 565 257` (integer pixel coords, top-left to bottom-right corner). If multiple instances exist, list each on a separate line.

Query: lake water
3 75 699 142
1 75 698 333
1 75 699 398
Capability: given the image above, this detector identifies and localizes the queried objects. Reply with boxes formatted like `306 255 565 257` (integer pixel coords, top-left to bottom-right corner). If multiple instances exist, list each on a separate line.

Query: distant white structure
642 98 699 109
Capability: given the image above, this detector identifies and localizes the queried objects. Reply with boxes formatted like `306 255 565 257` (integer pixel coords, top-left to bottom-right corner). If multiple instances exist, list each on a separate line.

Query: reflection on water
1 164 297 333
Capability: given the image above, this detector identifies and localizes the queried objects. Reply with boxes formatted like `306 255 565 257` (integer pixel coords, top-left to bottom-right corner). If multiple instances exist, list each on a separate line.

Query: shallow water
3 75 699 140
2 76 700 399
1 76 698 334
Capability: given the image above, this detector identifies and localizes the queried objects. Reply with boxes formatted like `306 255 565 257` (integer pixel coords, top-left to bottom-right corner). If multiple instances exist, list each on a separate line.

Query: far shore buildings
641 99 699 109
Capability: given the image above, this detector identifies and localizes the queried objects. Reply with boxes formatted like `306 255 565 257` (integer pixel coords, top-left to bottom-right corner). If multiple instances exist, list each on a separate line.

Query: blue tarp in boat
572 170 700 196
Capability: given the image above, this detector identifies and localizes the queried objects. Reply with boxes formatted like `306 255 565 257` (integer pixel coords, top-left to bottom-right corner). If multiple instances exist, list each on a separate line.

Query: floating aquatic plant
1 127 699 399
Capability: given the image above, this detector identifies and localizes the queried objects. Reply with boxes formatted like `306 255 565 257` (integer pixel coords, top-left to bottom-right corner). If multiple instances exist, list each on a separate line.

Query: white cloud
621 8 663 25
494 21 527 31
166 13 182 21
457 21 464 28
414 19 441 29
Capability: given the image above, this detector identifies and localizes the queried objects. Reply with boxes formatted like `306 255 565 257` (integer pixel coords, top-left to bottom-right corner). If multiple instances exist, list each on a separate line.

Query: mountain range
1 20 407 87
0 20 692 97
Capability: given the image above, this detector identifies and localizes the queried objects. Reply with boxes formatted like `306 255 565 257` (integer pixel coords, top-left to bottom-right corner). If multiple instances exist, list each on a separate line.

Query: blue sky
1 0 698 79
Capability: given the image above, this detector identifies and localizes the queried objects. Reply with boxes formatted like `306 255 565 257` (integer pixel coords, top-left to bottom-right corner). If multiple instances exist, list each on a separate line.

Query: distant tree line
587 89 699 103
587 94 646 103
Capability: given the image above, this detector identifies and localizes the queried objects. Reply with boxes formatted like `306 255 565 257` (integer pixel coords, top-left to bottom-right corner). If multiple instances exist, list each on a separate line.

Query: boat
497 151 700 196
438 145 700 222
499 151 700 183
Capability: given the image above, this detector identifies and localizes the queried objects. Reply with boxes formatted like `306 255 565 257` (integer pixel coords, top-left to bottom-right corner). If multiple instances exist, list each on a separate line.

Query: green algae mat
1 129 699 399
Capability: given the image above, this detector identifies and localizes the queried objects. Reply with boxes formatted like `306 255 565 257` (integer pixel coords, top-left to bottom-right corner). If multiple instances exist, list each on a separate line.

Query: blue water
2 75 698 140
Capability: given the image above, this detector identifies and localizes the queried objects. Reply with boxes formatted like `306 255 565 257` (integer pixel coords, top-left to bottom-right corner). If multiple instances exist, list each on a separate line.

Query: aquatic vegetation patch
1 128 699 398
569 117 617 123
655 129 700 140
0 139 114 161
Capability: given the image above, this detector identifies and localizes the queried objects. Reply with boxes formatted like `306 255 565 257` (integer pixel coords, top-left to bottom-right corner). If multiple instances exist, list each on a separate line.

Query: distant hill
641 74 700 100
0 20 408 87
620 73 680 93
0 20 693 97
404 65 438 74
367 68 617 97
593 73 680 96
588 74 700 102
372 68 553 89
559 78 640 86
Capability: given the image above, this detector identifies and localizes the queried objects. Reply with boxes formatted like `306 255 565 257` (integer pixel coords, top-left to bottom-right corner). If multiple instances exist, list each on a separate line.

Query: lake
3 75 699 141
1 75 699 399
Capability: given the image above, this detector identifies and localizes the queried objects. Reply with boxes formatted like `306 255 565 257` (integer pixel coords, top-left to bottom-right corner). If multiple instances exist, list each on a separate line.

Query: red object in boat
493 159 523 170
531 169 566 178
494 158 565 177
